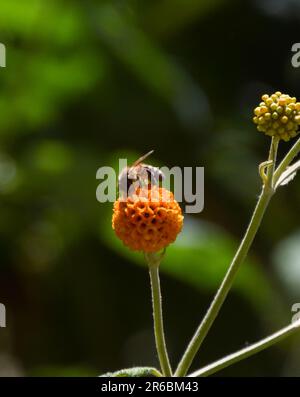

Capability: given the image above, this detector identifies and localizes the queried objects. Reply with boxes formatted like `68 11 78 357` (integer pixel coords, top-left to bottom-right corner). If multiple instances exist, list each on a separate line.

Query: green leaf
100 367 161 377
275 159 300 189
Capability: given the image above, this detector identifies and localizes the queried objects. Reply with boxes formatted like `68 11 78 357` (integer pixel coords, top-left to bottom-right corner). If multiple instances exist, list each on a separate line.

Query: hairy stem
174 138 278 377
188 320 300 377
147 253 172 376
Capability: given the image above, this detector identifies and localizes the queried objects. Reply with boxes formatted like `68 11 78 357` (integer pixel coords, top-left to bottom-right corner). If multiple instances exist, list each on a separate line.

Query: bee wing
131 150 154 167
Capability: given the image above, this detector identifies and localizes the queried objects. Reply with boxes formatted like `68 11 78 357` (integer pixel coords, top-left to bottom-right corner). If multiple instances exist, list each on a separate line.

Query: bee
118 150 164 196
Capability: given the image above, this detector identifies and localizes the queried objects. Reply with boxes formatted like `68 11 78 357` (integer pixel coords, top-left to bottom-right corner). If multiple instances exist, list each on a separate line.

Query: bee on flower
112 151 183 253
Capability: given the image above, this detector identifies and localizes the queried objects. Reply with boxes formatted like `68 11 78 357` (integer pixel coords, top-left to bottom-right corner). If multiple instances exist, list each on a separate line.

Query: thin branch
188 320 300 377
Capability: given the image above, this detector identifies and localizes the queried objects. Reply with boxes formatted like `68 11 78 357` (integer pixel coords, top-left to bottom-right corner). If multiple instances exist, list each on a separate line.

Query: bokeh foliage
0 0 300 376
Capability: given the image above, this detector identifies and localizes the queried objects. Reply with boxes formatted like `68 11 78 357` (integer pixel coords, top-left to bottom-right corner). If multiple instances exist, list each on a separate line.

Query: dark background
0 0 300 376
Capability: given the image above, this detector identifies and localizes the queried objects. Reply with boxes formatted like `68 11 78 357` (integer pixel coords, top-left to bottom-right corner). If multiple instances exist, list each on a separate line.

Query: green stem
147 253 172 376
188 320 300 377
174 138 278 377
267 137 279 188
273 137 300 186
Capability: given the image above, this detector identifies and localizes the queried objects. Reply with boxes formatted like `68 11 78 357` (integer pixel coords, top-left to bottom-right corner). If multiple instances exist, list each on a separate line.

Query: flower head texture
253 92 300 141
112 186 183 252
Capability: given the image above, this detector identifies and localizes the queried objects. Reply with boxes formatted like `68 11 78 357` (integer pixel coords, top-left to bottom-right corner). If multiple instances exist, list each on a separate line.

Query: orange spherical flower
112 186 183 252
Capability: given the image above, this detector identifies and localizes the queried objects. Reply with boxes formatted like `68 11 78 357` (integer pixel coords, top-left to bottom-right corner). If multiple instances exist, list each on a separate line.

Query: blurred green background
0 0 300 377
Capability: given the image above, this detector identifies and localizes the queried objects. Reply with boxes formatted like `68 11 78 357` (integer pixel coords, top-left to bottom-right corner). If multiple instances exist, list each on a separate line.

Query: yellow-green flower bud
253 92 300 141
